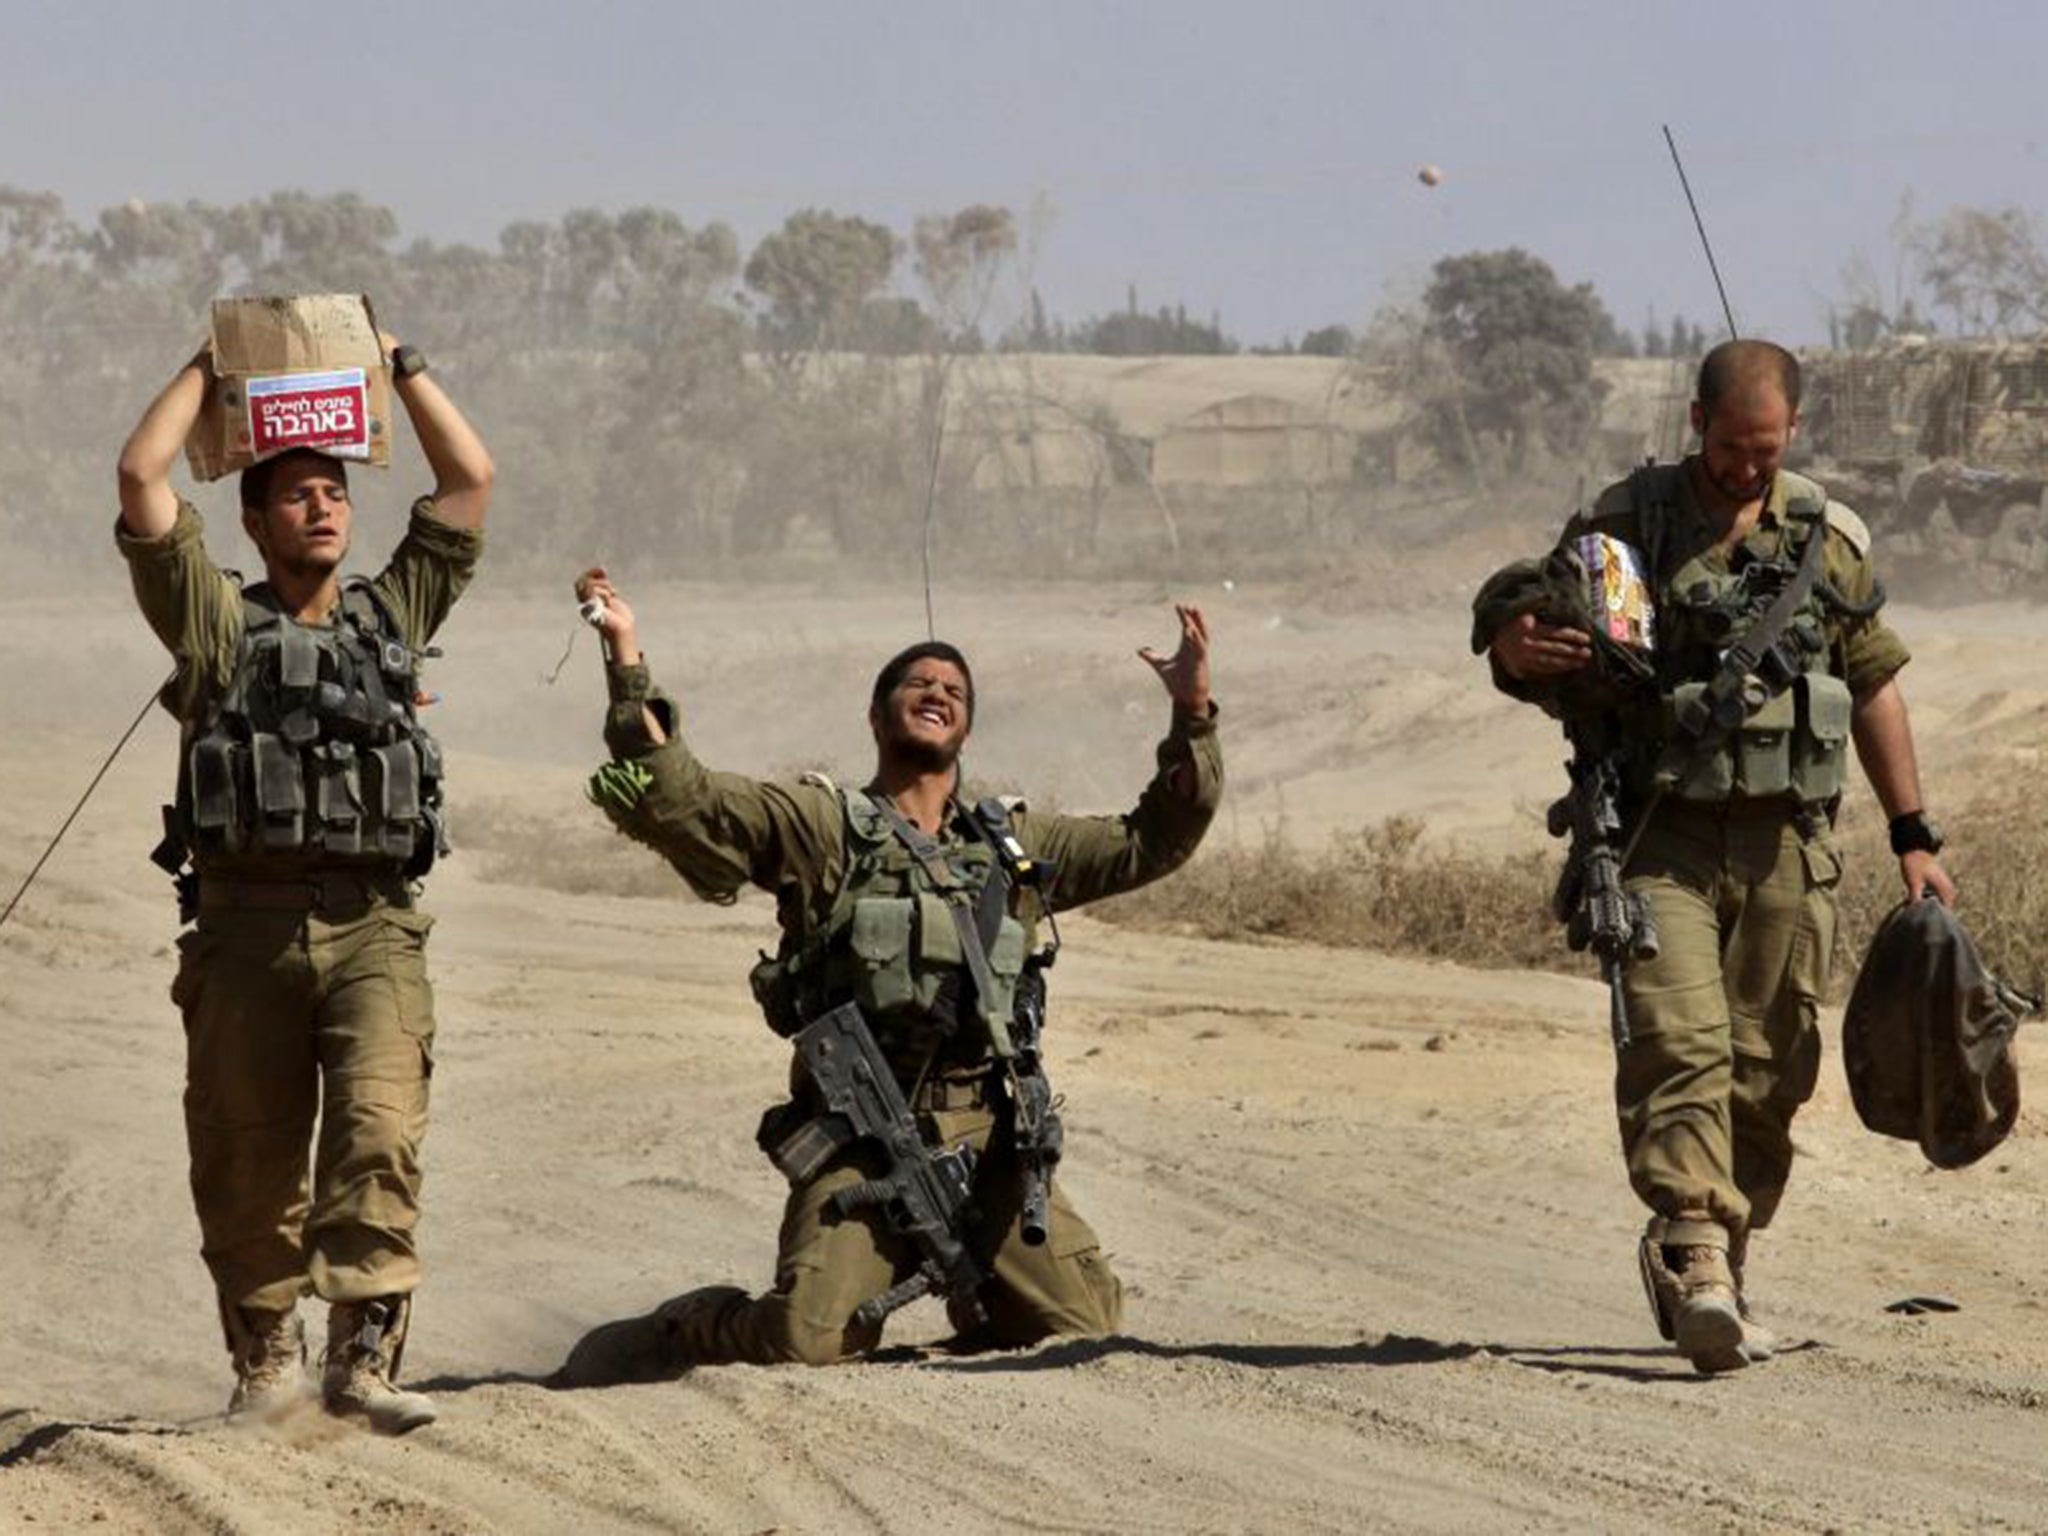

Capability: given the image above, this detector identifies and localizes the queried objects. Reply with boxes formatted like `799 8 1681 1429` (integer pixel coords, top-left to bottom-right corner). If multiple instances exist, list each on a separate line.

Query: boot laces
1667 1244 1734 1298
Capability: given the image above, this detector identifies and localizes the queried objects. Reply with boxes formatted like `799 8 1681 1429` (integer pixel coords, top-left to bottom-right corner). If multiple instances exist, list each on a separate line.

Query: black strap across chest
869 795 1011 1046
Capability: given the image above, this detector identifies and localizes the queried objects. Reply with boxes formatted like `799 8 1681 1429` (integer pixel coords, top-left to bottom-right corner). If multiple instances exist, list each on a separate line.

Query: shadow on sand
912 1332 1742 1384
0 1408 213 1469
497 1313 1829 1395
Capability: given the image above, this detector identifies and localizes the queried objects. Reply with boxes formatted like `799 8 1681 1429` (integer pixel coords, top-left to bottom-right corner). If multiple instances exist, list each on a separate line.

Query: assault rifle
1008 956 1065 1246
791 1001 988 1331
1547 742 1660 1050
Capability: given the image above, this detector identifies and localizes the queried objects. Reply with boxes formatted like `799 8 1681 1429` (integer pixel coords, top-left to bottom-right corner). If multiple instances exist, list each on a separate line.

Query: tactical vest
169 580 446 874
750 789 1029 1066
1623 468 1855 808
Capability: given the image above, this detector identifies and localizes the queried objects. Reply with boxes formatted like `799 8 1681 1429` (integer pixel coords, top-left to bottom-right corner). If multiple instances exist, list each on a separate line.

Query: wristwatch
390 344 429 380
1888 810 1945 857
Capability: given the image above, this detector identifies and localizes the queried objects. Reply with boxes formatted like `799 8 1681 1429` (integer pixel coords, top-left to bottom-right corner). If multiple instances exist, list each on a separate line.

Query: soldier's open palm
1139 603 1211 712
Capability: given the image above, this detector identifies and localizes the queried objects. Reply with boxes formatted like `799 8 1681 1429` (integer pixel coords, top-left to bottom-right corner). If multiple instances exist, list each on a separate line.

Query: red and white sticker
245 368 371 461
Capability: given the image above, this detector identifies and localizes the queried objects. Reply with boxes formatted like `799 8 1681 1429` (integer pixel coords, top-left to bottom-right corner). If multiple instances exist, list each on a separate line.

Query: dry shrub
453 796 680 900
1109 775 2048 1002
1100 815 1562 971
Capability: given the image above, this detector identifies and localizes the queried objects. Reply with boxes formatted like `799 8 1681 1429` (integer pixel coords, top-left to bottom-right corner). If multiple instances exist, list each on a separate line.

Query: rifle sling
1671 501 1828 750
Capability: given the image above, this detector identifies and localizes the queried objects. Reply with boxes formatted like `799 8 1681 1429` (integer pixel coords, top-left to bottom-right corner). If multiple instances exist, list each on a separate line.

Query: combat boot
1660 1216 1747 1375
225 1303 306 1415
1637 1217 1679 1341
1728 1228 1776 1363
322 1297 438 1435
551 1286 747 1387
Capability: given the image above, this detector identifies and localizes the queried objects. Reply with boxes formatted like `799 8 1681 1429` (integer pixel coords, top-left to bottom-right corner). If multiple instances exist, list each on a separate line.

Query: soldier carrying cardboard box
114 295 493 1434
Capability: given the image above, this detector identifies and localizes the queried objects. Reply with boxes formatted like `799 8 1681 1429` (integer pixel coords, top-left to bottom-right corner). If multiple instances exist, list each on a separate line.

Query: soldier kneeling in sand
557 570 1220 1378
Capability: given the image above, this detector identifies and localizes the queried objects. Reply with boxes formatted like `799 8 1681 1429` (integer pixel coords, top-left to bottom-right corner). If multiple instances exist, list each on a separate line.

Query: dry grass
1100 816 1562 971
1105 775 2048 1001
1835 768 2048 994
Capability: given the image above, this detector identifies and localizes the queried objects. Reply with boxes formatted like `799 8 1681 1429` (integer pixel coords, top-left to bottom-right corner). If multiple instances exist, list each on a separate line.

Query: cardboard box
185 294 393 482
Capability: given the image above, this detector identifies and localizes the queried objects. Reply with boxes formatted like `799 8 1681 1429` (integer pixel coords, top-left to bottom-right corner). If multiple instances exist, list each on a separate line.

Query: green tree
744 208 900 355
1075 303 1232 355
1299 324 1355 357
1417 248 1613 474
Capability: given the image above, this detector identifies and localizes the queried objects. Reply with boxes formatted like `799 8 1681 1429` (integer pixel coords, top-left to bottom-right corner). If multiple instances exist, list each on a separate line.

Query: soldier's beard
888 736 962 775
880 729 966 782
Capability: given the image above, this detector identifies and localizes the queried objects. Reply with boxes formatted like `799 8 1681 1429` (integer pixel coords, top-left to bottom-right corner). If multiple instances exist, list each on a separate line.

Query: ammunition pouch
844 895 1026 1031
1791 673 1854 804
164 579 446 881
753 789 1031 1054
1646 495 1849 809
755 1098 856 1184
1659 670 1852 805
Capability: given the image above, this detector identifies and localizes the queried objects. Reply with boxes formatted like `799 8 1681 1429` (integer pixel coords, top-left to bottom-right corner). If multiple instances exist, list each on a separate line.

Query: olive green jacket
593 659 1222 945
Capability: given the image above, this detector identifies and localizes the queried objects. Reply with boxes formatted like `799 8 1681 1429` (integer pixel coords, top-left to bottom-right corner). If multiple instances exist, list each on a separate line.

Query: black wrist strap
1889 811 1942 856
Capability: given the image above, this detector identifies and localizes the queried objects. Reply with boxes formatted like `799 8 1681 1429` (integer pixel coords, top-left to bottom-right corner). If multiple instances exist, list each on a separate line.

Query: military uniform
119 496 479 1360
1478 462 1908 1246
587 657 1221 1366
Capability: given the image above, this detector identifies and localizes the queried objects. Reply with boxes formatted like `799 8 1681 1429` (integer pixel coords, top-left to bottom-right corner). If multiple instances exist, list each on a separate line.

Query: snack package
1571 532 1655 652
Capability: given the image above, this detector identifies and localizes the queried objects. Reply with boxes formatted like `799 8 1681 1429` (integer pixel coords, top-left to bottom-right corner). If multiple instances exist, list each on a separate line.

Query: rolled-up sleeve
1828 533 1911 696
115 498 241 716
591 658 839 905
371 497 484 649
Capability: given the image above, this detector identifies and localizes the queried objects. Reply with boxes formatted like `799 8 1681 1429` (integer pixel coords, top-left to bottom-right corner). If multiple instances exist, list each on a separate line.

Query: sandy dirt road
3 575 2045 1533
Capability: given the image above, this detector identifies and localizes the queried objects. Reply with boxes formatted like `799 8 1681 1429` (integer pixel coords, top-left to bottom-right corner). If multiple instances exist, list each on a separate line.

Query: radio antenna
1662 124 1740 340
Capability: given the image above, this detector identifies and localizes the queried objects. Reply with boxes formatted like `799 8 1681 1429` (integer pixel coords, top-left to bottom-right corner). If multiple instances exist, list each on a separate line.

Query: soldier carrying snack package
1473 340 1954 1373
115 323 492 1430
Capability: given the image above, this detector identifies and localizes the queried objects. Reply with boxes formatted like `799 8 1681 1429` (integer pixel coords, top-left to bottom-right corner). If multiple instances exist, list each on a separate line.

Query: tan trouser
172 876 436 1322
669 1096 1122 1367
1615 800 1840 1237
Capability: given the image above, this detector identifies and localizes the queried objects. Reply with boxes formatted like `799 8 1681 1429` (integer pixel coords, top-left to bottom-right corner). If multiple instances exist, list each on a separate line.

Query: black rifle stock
792 1001 988 1331
1548 747 1660 1050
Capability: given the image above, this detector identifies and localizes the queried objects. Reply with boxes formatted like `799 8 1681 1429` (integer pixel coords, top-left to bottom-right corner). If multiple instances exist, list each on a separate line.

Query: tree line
5 182 2042 580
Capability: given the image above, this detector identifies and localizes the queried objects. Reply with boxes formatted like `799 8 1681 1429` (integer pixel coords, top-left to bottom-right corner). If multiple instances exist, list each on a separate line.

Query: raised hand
1139 603 1212 714
574 566 641 663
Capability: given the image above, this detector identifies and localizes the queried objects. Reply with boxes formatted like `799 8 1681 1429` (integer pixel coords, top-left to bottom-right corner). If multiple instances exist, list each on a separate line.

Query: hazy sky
9 0 2046 346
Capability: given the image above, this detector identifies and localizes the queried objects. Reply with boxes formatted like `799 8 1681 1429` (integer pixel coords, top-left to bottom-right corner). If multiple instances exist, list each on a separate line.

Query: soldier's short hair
1697 339 1801 421
239 448 349 511
871 641 975 724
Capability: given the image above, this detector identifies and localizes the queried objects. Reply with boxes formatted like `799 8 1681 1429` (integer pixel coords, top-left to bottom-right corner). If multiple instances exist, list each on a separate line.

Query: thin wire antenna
1662 123 1740 340
0 685 163 932
918 391 950 641
542 619 582 684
